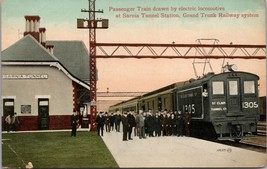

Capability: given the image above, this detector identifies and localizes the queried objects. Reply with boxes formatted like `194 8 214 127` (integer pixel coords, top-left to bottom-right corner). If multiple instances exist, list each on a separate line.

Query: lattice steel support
88 0 97 131
78 0 108 131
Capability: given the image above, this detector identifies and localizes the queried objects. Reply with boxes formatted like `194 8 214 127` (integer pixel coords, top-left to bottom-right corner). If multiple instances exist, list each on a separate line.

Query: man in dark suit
127 111 136 140
114 112 121 132
176 110 184 137
184 109 191 137
121 112 129 141
154 112 162 137
161 111 168 136
71 111 78 137
147 111 155 137
96 112 105 136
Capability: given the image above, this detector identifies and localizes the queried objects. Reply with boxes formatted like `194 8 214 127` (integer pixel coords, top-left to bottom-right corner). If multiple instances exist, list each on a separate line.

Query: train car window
229 81 238 95
212 81 224 95
244 81 256 94
202 83 208 97
158 97 162 111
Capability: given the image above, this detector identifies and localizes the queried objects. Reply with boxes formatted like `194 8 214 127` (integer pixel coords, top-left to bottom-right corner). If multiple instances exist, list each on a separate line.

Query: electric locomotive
174 71 259 141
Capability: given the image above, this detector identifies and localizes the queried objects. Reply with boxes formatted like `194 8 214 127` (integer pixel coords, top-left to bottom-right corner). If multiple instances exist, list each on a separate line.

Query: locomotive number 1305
183 104 196 114
242 101 258 109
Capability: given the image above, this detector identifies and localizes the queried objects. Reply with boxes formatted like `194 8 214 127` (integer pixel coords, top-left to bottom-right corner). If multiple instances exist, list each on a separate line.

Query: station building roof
1 34 90 89
46 40 89 81
2 35 58 62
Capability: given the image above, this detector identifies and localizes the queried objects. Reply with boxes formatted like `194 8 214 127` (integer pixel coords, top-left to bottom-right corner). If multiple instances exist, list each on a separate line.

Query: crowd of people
95 109 192 141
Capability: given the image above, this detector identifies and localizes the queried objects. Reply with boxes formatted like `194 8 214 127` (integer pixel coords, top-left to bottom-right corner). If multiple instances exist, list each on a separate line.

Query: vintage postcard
1 0 266 168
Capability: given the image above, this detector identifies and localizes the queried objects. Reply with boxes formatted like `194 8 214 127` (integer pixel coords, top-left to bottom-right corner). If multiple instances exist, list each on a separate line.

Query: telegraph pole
77 0 108 131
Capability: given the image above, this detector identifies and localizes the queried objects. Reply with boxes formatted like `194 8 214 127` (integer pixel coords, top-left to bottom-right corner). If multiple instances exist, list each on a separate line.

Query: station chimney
24 15 54 54
46 45 54 54
24 16 40 42
39 27 46 47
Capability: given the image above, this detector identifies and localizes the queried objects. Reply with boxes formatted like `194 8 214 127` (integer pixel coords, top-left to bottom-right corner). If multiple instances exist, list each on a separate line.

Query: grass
2 131 119 168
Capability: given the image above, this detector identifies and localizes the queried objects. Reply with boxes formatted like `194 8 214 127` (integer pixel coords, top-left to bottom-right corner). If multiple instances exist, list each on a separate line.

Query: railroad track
220 121 266 153
257 121 266 136
196 121 266 153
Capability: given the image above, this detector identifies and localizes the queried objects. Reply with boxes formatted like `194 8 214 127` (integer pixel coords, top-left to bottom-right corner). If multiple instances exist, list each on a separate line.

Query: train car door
38 99 49 130
226 78 242 116
3 99 15 131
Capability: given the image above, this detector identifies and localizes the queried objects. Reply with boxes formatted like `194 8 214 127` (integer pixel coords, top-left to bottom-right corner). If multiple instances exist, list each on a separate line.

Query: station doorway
3 99 15 131
38 99 49 130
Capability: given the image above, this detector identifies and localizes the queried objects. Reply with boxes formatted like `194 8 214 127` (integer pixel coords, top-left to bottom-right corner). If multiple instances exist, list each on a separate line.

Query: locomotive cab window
229 81 238 95
212 81 224 95
244 81 256 94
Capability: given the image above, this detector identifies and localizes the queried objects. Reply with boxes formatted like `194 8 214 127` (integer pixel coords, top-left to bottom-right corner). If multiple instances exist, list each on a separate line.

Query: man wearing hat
127 111 136 140
121 112 129 141
135 110 146 139
71 111 78 137
184 109 191 137
96 112 105 136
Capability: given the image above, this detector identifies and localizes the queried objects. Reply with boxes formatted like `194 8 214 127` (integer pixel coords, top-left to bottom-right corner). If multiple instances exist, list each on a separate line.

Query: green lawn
2 131 119 168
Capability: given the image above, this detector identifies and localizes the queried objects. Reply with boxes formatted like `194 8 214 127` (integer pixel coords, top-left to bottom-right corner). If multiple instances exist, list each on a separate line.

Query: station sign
3 74 48 79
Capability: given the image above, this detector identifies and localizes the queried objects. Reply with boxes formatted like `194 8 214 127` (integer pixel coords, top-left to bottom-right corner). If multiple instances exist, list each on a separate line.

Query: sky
1 0 266 97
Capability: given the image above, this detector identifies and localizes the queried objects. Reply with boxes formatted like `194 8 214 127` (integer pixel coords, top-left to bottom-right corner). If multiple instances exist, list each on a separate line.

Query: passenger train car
109 70 260 141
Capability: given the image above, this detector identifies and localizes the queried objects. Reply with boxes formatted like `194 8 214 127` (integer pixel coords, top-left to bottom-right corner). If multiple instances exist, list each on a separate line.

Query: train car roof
109 96 141 108
175 71 259 89
142 83 176 97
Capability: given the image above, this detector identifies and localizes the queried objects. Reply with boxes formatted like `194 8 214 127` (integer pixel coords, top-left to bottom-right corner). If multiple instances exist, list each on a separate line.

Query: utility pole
77 0 108 131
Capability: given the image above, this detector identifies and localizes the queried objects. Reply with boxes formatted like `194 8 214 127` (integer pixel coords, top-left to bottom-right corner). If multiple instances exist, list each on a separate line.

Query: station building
2 16 90 131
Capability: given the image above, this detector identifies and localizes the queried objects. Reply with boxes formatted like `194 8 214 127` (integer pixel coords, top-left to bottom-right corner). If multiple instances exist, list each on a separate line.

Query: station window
212 81 224 95
229 81 238 95
4 100 14 106
244 81 255 94
39 100 49 106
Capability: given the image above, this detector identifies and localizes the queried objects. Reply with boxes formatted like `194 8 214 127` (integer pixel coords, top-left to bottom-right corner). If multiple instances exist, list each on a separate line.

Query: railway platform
101 131 266 168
